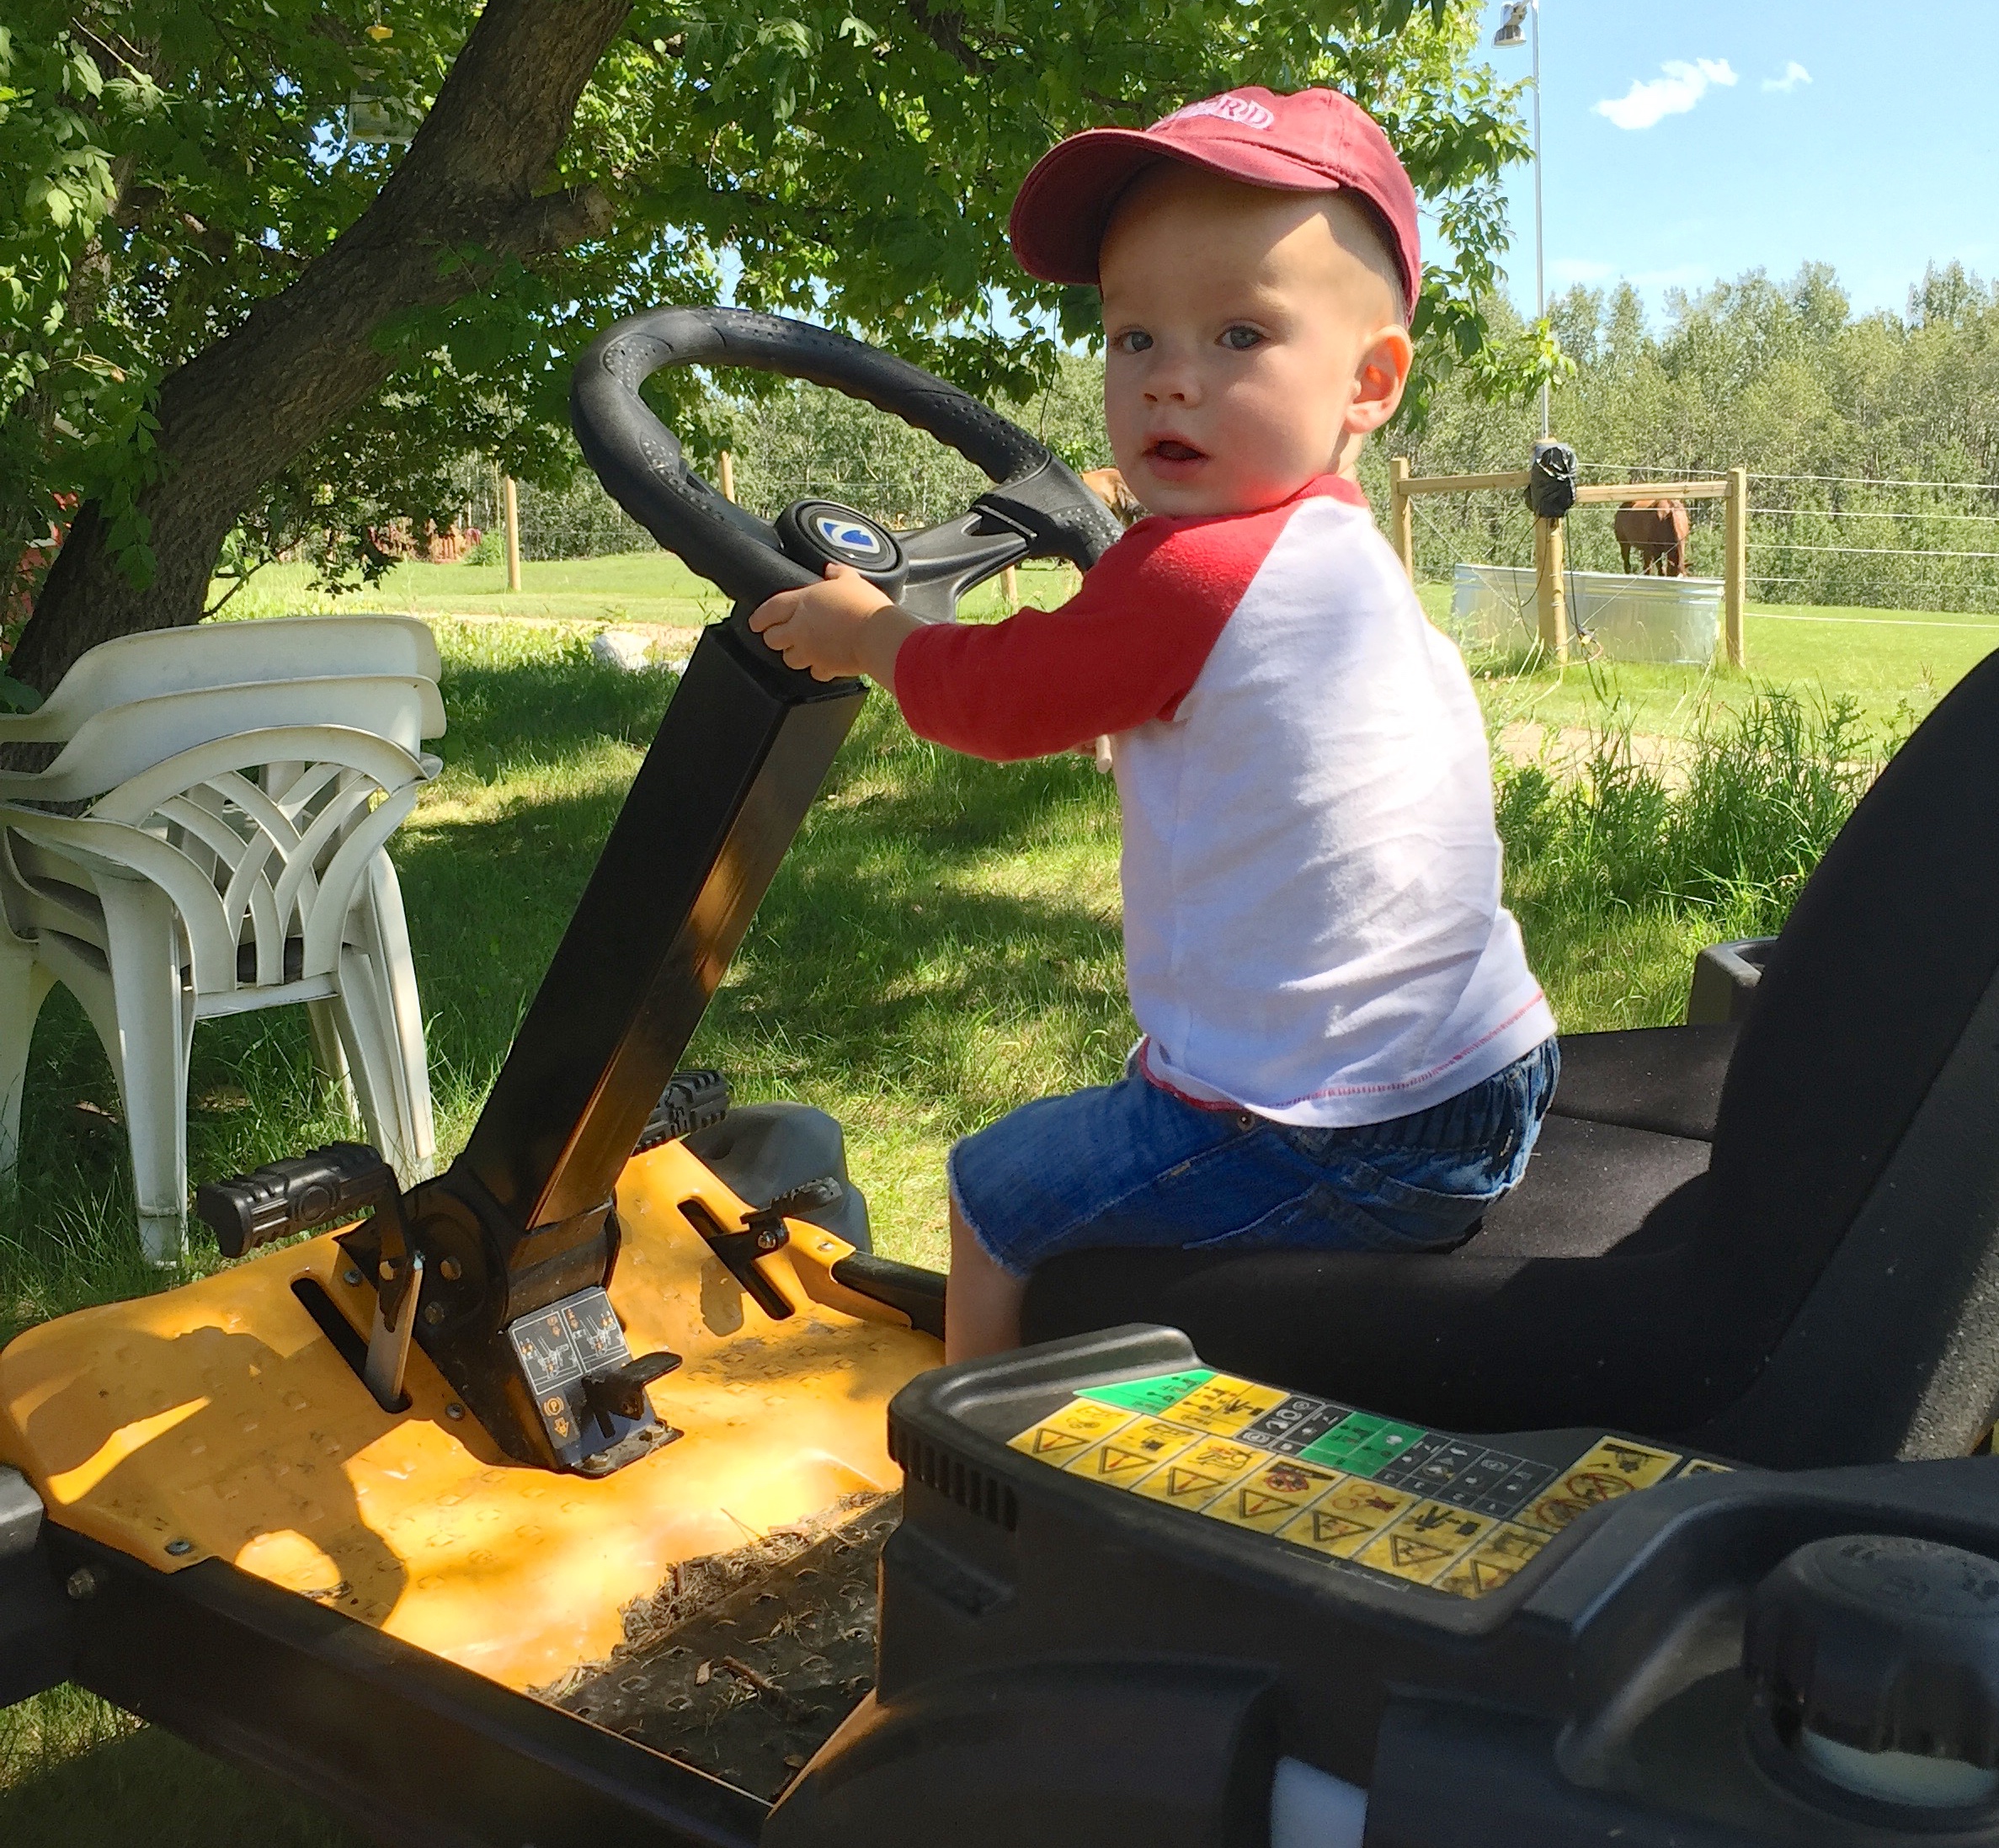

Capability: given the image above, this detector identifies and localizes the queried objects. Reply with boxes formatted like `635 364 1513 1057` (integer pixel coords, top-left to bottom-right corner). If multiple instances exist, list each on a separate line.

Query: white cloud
1762 61 1812 93
1593 58 1738 131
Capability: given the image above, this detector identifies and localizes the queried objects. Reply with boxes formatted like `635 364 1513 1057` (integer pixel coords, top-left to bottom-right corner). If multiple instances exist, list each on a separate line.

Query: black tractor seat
1023 650 1999 1473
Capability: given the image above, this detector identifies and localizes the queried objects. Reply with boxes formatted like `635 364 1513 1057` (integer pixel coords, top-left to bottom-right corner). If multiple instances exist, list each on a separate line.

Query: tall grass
1497 687 1883 1025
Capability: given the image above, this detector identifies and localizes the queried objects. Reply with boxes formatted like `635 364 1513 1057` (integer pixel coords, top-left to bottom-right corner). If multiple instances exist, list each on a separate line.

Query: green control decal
1009 1368 1716 1600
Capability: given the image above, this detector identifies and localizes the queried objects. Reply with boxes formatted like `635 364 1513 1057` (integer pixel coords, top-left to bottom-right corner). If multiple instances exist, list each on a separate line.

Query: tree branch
16 0 634 691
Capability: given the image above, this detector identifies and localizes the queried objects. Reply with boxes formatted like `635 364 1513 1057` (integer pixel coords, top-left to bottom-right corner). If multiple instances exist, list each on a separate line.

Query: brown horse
1614 499 1691 576
1080 466 1147 527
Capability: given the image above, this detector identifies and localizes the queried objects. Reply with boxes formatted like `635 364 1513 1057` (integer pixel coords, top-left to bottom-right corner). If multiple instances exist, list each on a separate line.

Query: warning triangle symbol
1309 1512 1370 1542
1237 1489 1291 1519
1472 1558 1517 1592
1389 1533 1453 1569
1031 1426 1086 1456
1095 1446 1154 1478
1164 1466 1223 1499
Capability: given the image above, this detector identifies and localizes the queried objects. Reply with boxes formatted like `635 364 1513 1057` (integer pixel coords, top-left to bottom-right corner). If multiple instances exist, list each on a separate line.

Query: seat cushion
1020 1112 1727 1437
1549 1025 1736 1143
1463 1114 1710 1259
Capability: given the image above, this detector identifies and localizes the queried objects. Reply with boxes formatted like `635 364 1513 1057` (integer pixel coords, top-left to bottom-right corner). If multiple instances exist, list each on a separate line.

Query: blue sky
1473 0 1996 325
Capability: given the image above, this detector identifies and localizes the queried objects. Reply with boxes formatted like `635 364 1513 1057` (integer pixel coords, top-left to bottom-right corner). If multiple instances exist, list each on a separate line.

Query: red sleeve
890 503 1291 762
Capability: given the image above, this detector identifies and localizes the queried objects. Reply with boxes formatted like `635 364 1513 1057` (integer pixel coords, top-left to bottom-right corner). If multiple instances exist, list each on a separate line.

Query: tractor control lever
195 1143 422 1414
680 1176 844 1322
195 1142 405 1259
582 1350 685 1433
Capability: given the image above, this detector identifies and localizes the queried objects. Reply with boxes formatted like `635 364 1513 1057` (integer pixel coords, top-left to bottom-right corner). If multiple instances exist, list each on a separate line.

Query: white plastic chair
0 673 443 1263
0 614 440 744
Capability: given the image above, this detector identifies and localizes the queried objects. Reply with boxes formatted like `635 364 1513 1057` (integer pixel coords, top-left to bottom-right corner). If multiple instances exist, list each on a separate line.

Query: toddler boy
749 86 1558 1362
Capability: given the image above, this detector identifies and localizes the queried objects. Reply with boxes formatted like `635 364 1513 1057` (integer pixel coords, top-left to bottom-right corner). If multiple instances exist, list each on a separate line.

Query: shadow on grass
0 1686 365 1848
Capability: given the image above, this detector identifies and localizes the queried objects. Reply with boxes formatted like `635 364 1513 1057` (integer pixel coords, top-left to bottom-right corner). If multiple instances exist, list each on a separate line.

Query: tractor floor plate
0 1140 938 1692
549 1492 898 1802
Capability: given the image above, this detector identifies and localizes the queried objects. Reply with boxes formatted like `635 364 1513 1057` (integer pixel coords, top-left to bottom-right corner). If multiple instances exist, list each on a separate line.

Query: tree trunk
13 0 631 695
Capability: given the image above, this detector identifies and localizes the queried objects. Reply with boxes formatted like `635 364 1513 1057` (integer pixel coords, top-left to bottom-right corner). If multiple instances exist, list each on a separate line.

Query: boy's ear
1346 325 1415 436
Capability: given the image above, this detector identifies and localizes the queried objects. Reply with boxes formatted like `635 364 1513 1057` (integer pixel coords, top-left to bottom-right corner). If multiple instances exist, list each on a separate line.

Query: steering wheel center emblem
809 509 890 564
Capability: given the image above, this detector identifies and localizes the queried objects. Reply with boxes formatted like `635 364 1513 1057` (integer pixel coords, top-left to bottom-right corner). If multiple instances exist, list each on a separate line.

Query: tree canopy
3 0 1534 688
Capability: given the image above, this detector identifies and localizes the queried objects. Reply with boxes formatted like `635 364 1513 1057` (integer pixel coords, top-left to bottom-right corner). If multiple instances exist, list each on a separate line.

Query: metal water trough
1447 562 1722 665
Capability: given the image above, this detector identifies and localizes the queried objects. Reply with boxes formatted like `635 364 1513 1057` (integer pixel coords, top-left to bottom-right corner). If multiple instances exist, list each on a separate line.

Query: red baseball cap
1009 86 1421 313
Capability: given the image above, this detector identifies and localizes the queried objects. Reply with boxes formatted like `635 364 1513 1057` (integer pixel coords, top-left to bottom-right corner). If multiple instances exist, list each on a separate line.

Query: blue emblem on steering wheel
813 514 888 562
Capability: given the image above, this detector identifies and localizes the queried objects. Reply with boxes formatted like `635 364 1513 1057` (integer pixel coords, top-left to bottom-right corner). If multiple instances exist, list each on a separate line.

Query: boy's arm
749 514 1272 761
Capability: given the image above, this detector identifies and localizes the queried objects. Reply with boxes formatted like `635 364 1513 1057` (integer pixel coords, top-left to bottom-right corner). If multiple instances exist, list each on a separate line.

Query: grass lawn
1411 581 1998 741
0 553 1980 1842
217 552 1082 633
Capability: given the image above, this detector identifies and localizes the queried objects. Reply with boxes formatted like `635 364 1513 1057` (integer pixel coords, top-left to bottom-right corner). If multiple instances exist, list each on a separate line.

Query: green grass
217 552 1083 632
0 577 1968 1844
1414 581 1996 741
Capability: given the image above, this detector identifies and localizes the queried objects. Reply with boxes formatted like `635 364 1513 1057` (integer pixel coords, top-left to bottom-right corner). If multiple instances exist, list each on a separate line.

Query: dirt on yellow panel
0 1141 940 1691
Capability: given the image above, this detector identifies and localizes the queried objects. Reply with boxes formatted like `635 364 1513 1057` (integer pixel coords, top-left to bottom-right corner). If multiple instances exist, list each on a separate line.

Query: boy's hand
748 562 921 688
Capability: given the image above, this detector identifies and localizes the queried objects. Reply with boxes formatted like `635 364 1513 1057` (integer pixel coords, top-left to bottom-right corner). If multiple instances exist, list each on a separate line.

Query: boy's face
1098 164 1412 519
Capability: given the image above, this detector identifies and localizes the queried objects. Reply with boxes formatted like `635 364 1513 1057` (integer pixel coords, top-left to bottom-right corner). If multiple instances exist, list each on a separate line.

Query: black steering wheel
568 307 1123 628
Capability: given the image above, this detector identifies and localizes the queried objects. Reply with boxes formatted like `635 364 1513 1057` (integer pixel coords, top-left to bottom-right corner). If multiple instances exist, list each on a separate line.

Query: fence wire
1385 456 1999 615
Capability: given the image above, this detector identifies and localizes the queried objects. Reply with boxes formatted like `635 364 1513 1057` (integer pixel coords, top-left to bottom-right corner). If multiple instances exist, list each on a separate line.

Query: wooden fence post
718 450 737 503
1001 565 1020 610
502 476 522 594
1534 514 1568 666
1724 466 1747 668
1389 455 1415 582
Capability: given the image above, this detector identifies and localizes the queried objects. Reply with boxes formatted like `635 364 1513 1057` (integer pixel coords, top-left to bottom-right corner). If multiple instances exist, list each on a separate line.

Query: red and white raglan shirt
893 475 1554 1127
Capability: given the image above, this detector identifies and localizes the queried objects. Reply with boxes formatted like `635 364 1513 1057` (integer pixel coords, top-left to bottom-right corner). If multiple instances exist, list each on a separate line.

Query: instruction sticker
1067 1417 1204 1486
1522 1435 1683 1534
1204 1457 1347 1534
1434 1522 1550 1599
1276 1480 1418 1558
1678 1458 1733 1477
1079 1370 1216 1415
1164 1376 1290 1437
1130 1435 1269 1509
1356 1499 1495 1583
1007 1398 1136 1465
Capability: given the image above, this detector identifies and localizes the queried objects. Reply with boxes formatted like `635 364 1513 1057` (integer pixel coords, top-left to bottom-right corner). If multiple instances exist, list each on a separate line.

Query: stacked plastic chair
0 616 444 1263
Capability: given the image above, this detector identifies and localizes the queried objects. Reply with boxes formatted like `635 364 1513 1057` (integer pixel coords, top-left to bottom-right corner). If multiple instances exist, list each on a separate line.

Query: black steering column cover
570 306 1121 616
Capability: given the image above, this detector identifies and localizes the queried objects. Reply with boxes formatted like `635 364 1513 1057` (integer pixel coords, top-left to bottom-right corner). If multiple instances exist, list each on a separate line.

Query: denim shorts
949 1038 1559 1278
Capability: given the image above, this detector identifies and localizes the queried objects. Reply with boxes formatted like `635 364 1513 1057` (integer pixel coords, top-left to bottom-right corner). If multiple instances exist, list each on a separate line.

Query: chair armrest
1686 936 1776 1025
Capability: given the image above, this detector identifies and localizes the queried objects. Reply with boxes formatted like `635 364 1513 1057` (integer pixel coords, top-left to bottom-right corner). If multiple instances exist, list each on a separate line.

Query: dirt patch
536 1493 898 1801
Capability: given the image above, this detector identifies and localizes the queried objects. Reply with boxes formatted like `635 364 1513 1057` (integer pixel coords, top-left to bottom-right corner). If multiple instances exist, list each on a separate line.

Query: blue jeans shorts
949 1038 1559 1278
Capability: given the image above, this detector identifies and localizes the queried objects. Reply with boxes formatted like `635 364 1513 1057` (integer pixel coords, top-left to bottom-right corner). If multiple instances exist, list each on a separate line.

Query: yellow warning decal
1130 1435 1269 1509
1434 1522 1550 1599
1007 1398 1136 1465
1678 1458 1733 1476
1078 1416 1203 1469
1160 1375 1288 1437
1355 1499 1494 1583
1522 1435 1683 1535
1067 1414 1204 1486
1203 1457 1346 1533
1276 1479 1417 1558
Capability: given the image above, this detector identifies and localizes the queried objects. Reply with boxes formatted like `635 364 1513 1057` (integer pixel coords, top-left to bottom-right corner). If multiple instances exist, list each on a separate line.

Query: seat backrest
1 724 429 999
0 615 440 745
1695 647 1999 1460
0 674 443 807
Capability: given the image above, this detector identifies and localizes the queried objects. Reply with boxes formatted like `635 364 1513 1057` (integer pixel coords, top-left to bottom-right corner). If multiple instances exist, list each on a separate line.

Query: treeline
511 260 1999 614
1371 260 1999 609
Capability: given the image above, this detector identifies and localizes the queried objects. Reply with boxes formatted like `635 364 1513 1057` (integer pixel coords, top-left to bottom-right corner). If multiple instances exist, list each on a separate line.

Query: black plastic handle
568 306 1122 617
195 1142 399 1259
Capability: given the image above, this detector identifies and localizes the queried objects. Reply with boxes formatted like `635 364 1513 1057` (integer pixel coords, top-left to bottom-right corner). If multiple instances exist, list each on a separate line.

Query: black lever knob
745 1174 844 1242
195 1143 399 1259
1746 1533 1999 1804
583 1350 684 1426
